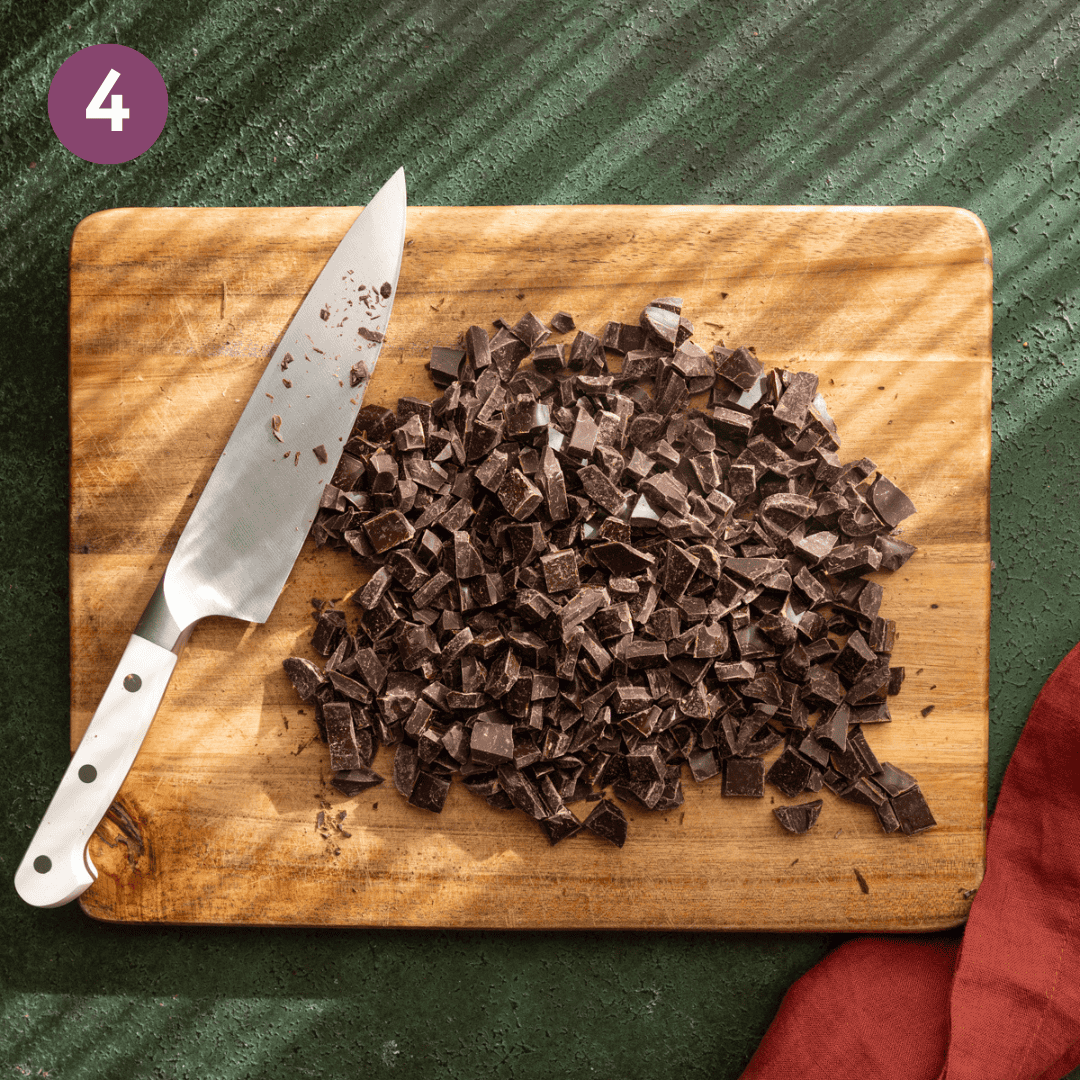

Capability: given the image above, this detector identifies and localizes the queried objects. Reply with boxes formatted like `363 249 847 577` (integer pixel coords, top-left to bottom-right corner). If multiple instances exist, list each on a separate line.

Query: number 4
86 69 130 132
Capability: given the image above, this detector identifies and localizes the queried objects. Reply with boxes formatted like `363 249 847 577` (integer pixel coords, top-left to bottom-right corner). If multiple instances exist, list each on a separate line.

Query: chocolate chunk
364 509 415 553
873 761 919 798
497 765 548 820
549 311 576 334
876 534 917 570
282 656 326 700
310 609 346 656
765 747 814 798
332 767 385 797
323 701 361 771
465 325 492 370
511 312 550 349
541 548 580 593
723 757 765 797
567 409 600 459
497 468 544 520
541 804 583 844
578 464 626 515
874 798 901 833
773 799 823 834
393 742 419 798
641 304 682 346
532 343 566 374
662 542 699 598
470 720 515 767
582 798 628 847
429 345 465 386
716 345 763 390
813 702 850 754
869 474 917 528
602 321 646 354
409 770 451 812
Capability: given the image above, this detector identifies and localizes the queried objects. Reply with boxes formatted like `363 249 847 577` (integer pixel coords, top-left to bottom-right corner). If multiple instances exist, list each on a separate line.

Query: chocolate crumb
313 444 328 464
271 415 284 442
853 867 870 894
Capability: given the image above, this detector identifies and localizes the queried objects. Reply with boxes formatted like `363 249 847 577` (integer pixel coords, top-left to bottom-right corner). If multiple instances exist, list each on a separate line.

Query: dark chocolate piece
582 798 628 848
497 469 544 520
890 786 937 834
364 510 415 553
282 656 326 700
869 474 917 528
773 799 823 834
409 770 451 812
722 757 765 797
470 720 515 767
429 346 465 386
332 767 385 797
765 748 814 798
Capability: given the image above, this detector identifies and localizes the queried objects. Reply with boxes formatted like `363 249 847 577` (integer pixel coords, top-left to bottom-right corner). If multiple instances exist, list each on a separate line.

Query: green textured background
3 1 1079 1077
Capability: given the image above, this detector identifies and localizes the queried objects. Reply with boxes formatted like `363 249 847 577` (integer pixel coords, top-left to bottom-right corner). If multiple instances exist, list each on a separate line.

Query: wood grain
68 204 991 929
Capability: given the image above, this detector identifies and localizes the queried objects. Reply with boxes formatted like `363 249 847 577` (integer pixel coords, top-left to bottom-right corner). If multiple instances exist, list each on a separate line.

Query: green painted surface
2 1 1079 1076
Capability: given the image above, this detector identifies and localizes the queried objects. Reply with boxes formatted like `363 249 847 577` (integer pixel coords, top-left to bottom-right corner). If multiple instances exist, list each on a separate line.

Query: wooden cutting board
68 204 991 929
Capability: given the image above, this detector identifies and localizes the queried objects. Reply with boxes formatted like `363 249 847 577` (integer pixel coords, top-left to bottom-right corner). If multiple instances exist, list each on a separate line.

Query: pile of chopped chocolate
282 299 936 847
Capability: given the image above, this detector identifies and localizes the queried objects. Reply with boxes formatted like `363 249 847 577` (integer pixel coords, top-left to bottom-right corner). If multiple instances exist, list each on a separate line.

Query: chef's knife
15 168 407 908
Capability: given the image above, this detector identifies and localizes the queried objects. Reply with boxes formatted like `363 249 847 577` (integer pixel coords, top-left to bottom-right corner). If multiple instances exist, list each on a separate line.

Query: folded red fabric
741 641 1080 1080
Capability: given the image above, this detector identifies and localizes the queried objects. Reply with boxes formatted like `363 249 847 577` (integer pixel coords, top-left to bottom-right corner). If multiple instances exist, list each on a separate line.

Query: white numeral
86 68 130 131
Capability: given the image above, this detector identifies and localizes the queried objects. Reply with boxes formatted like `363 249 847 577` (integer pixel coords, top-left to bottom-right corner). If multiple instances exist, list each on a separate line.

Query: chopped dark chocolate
281 298 928 848
409 770 451 812
723 757 765 797
332 767 385 797
582 798 628 848
765 747 814 798
773 799 823 834
890 786 937 834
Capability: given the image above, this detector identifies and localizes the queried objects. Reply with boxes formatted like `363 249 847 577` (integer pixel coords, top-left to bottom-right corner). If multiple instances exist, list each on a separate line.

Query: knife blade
15 168 408 908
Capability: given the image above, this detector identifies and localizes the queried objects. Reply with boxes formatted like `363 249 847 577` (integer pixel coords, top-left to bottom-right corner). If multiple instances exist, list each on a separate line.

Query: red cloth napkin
740 641 1080 1080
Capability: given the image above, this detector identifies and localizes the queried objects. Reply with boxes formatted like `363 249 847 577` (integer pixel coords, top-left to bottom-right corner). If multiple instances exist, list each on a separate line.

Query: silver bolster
134 576 195 653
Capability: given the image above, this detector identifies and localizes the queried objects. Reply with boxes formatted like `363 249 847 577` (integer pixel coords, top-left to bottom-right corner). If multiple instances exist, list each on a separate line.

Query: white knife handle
15 634 178 908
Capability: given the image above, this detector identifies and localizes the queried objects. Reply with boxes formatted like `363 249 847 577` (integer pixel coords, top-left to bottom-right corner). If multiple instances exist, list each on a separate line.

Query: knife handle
14 634 179 908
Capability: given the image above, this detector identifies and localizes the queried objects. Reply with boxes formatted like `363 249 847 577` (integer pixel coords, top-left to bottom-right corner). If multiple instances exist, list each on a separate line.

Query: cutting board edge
75 901 979 933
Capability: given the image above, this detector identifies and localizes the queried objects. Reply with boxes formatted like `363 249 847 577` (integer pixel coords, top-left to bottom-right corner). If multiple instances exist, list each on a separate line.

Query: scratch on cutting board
172 296 203 361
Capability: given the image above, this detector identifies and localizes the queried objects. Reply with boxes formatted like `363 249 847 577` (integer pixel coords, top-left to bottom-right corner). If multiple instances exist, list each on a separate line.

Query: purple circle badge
48 45 168 164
